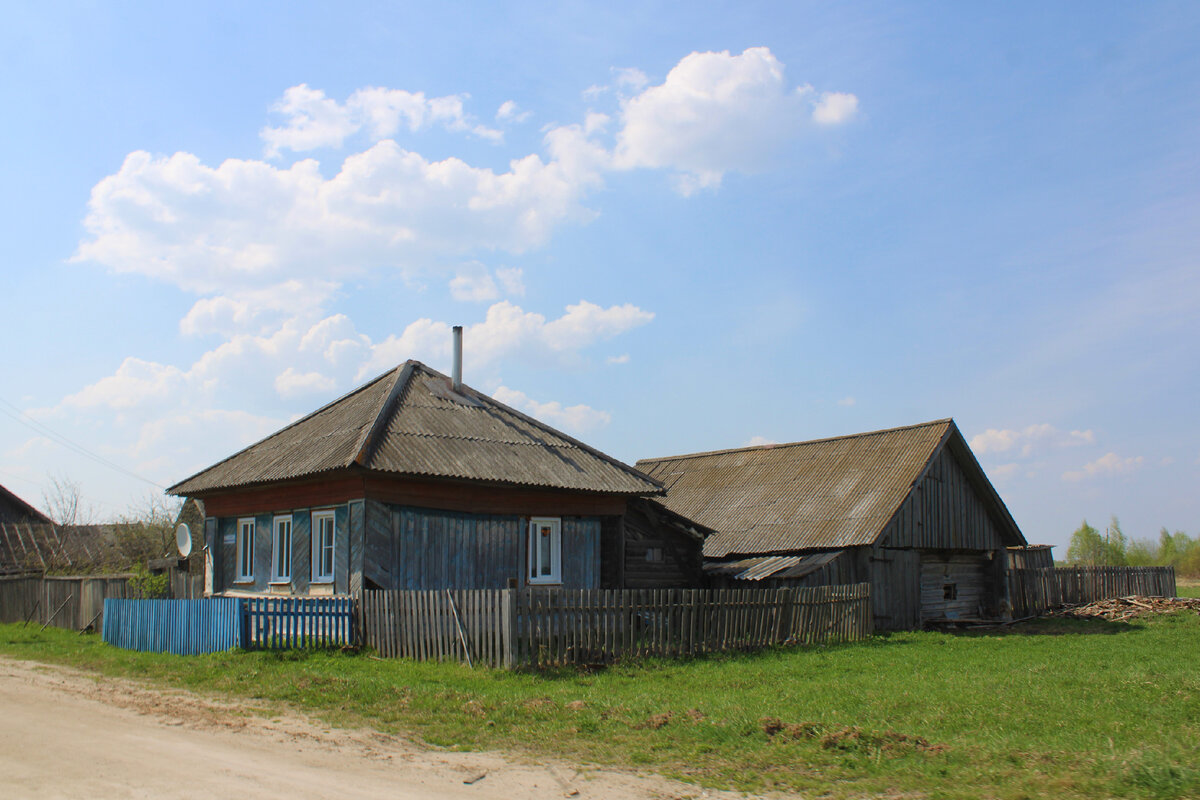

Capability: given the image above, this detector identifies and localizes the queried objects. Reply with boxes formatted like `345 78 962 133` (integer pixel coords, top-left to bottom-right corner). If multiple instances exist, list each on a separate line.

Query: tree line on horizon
1065 516 1200 577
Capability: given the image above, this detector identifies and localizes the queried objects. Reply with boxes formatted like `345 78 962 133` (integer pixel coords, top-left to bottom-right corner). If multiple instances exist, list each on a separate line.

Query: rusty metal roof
169 361 661 497
637 420 957 558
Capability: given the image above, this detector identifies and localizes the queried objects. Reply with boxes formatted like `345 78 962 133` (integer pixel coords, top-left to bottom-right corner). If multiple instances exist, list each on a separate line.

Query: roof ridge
638 418 955 465
354 362 417 466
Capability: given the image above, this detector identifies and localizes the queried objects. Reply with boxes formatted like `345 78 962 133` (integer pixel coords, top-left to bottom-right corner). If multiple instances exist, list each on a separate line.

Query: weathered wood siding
622 503 704 589
1007 545 1054 571
361 503 602 590
919 553 991 621
870 548 921 630
881 446 1009 551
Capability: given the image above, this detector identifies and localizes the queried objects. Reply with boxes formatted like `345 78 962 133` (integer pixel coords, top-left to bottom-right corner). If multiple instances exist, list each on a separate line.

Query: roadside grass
2 614 1199 800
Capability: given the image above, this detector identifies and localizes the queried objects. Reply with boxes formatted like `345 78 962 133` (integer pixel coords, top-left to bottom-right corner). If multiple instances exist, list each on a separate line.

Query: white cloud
970 424 1095 457
491 386 611 434
359 299 654 379
1062 452 1146 482
274 367 337 398
496 100 531 123
449 270 500 302
812 91 859 125
989 463 1021 481
606 354 630 365
747 435 777 447
837 396 856 407
613 47 856 194
614 67 650 93
261 84 502 157
495 267 525 296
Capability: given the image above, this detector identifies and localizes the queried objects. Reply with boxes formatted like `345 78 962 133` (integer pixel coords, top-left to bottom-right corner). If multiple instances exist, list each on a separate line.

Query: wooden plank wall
883 447 1009 551
360 584 873 669
1009 566 1177 617
622 503 703 589
870 548 921 630
919 553 989 621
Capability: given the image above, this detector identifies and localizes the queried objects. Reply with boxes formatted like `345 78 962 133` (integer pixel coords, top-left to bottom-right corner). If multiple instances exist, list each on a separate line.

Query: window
645 546 664 563
271 515 292 583
943 583 957 601
312 510 335 583
527 517 561 585
235 518 255 582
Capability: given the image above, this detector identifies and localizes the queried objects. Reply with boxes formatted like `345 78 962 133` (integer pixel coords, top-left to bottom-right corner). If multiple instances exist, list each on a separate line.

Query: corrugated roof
637 420 956 558
705 551 844 582
169 361 660 497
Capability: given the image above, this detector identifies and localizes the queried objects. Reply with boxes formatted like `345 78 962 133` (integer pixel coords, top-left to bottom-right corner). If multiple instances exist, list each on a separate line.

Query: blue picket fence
101 596 354 655
102 597 243 655
243 596 354 649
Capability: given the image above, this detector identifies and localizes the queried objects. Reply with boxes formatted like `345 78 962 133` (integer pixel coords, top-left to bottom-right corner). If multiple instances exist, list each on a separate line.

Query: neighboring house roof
637 419 1023 558
0 484 52 524
0 523 123 575
169 361 662 497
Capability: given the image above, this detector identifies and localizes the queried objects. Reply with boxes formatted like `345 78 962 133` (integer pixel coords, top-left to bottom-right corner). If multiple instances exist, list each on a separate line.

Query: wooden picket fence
242 596 354 649
0 574 133 631
1009 566 1176 618
360 584 872 669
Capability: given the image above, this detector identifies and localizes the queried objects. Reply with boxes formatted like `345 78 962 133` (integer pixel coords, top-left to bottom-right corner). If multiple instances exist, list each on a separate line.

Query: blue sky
1 2 1197 552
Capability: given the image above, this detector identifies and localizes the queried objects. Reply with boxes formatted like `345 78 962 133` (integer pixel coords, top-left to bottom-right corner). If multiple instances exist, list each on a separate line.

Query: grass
3 614 1199 800
1175 578 1200 598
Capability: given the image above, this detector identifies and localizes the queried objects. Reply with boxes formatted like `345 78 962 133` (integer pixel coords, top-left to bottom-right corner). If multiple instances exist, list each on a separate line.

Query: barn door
920 553 988 622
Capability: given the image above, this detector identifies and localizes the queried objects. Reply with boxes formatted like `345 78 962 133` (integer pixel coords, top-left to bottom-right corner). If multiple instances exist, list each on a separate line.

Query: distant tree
41 474 96 526
1103 516 1129 566
112 493 183 565
1066 520 1104 565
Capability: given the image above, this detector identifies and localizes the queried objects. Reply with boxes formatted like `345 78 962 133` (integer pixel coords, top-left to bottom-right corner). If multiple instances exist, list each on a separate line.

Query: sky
1 2 1197 552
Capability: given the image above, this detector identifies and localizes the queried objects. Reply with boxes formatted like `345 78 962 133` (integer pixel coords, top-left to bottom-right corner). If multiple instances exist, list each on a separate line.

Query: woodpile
1047 595 1200 621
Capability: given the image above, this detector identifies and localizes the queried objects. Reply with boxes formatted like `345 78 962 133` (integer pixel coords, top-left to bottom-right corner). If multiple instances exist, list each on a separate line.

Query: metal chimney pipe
451 325 463 392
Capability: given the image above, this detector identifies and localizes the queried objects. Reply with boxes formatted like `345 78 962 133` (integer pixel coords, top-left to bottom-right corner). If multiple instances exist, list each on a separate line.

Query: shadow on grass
940 617 1143 638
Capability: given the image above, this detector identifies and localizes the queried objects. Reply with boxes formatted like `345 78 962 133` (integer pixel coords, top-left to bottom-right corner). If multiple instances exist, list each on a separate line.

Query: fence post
502 589 516 670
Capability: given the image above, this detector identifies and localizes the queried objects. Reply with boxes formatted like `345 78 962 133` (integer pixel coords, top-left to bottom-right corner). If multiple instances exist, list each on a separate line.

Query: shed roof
169 361 661 497
637 419 1021 558
0 484 51 525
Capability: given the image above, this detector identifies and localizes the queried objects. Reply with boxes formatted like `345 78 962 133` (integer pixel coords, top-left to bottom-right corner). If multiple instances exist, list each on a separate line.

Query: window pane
539 526 552 574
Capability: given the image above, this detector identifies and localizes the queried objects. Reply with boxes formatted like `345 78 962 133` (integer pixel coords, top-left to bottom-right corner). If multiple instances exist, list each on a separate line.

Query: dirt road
0 657 744 800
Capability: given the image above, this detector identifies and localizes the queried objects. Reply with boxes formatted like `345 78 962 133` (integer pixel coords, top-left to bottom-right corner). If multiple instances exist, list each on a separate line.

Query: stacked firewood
1048 595 1200 621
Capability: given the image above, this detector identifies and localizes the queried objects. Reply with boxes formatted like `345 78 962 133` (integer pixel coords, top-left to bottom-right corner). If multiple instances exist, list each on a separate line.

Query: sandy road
0 656 746 800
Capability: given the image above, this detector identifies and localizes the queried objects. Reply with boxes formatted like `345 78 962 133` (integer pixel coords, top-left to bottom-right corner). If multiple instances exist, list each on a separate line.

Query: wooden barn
636 419 1028 630
168 355 708 597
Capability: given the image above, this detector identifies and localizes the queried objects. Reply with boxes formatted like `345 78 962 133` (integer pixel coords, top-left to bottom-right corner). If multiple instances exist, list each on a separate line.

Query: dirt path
0 656 750 800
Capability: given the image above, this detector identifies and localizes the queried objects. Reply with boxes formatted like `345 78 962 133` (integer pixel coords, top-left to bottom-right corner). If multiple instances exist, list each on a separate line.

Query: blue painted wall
211 505 350 595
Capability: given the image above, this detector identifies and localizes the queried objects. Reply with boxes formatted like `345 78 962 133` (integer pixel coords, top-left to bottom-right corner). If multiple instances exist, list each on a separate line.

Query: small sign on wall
222 533 236 545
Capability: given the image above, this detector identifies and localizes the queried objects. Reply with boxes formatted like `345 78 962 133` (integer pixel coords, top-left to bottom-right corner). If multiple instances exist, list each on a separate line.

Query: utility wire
0 396 166 490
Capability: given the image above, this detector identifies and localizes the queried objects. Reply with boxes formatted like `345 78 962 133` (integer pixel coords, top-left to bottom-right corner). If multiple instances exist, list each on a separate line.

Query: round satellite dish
175 523 193 558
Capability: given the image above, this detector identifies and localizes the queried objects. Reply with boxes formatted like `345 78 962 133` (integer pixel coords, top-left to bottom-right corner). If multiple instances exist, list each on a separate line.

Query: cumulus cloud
970 424 1095 457
1062 452 1145 482
360 299 654 379
606 354 630 365
274 367 337 398
491 386 611 434
812 92 859 125
496 100 531 123
747 435 777 447
837 396 856 407
613 47 857 194
261 84 502 156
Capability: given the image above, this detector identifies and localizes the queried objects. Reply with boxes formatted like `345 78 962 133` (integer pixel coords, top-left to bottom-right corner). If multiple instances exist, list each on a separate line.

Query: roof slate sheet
169 362 660 496
637 420 954 558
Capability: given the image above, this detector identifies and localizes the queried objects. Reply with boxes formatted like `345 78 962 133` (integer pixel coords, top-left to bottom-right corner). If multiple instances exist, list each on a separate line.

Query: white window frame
235 517 255 583
311 510 336 584
270 515 292 584
527 516 562 585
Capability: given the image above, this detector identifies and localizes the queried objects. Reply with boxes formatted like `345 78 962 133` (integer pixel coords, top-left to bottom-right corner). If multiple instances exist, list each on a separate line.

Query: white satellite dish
175 523 193 558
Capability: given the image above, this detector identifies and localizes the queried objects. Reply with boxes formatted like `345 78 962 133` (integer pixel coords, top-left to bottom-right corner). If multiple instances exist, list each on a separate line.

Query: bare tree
41 474 96 526
113 493 184 564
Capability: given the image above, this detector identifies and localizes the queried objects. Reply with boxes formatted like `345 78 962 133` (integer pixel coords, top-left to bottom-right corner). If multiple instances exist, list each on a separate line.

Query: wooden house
168 358 707 597
636 419 1027 630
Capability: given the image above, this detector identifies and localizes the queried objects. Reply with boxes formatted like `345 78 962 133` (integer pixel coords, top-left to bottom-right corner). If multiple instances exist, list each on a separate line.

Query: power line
0 396 166 490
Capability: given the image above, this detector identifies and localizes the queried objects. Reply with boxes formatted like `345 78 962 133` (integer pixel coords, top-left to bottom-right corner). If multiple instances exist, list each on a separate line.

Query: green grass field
3 613 1198 800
